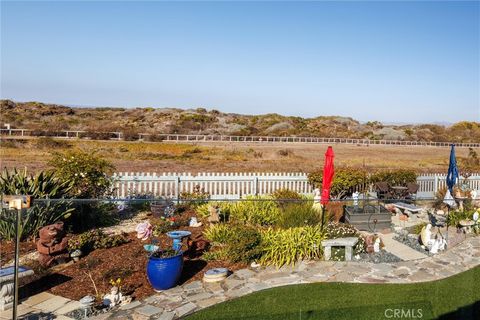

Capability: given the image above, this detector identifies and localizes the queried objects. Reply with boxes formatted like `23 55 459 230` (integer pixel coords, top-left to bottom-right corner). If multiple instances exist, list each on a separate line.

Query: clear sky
1 1 479 123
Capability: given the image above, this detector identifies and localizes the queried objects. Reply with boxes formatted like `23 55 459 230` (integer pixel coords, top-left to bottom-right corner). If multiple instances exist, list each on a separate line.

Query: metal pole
12 207 21 320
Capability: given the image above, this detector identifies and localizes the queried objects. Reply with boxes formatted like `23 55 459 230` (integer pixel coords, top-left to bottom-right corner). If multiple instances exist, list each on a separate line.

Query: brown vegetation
2 99 479 142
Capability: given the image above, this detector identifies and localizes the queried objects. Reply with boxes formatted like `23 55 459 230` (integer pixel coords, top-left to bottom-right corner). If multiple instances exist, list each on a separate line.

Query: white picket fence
112 172 480 200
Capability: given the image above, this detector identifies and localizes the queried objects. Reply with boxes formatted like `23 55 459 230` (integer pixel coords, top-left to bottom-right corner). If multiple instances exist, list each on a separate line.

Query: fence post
253 176 258 196
434 175 439 194
175 176 181 203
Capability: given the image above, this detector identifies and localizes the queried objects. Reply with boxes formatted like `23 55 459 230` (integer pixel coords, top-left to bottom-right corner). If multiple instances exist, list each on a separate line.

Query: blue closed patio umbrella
446 144 459 194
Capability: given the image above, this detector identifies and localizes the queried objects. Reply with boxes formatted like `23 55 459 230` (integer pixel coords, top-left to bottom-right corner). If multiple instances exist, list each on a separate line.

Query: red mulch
12 222 245 301
1 240 37 266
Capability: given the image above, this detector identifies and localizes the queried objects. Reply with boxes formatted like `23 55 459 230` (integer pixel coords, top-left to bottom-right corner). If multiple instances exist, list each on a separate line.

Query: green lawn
187 266 479 320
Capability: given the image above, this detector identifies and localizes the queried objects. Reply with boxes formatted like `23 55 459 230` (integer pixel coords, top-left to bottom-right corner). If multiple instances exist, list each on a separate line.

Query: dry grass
0 138 474 174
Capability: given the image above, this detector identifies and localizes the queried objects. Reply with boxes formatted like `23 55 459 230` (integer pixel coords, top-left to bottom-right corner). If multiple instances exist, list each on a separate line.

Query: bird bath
166 231 191 251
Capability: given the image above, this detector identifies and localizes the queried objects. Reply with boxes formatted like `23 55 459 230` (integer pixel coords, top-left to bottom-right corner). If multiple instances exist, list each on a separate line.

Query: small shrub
225 225 262 263
447 210 475 227
34 137 71 149
277 149 293 157
308 167 367 199
68 229 128 254
179 185 210 208
230 196 280 225
271 189 302 208
203 224 261 263
49 150 115 198
260 226 325 267
370 169 417 186
203 223 232 244
277 202 321 228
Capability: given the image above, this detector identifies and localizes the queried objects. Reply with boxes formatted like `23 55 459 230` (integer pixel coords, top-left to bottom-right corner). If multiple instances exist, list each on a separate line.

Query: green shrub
49 150 115 198
179 185 210 208
308 167 367 199
411 222 428 235
277 201 321 228
203 223 262 263
203 223 233 244
271 189 303 209
225 225 262 263
67 229 128 253
447 210 475 227
369 169 417 186
260 226 326 267
0 168 74 240
230 196 280 225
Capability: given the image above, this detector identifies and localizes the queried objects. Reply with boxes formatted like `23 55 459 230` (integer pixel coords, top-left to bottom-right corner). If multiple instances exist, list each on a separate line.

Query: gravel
356 250 402 263
393 233 433 256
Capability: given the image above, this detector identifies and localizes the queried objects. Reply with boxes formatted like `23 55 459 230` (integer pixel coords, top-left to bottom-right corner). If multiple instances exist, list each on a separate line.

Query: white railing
1 128 479 148
113 172 480 199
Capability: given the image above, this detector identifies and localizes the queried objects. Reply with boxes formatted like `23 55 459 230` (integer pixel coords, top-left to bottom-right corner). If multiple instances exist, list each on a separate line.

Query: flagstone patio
5 235 479 320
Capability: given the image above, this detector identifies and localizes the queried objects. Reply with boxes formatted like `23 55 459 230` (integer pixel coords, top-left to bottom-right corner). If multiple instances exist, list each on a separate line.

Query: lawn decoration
36 222 68 267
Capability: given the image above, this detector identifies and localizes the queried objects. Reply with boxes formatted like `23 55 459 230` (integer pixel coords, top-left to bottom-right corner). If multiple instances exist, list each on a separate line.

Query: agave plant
0 168 74 241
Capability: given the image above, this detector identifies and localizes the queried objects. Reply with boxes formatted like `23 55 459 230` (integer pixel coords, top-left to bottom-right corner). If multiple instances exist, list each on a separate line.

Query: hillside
1 100 479 142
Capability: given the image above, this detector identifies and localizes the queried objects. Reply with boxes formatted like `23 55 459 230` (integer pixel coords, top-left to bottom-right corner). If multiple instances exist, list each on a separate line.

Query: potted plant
146 248 184 291
136 221 185 291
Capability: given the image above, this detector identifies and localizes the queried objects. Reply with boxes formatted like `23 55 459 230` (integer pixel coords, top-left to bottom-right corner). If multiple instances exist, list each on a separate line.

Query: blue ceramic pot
146 251 183 291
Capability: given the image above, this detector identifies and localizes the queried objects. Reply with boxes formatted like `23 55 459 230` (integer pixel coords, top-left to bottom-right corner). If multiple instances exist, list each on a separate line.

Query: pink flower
135 221 152 241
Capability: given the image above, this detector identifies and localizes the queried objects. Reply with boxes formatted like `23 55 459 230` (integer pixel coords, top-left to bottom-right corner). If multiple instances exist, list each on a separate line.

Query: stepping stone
175 302 197 318
135 304 163 317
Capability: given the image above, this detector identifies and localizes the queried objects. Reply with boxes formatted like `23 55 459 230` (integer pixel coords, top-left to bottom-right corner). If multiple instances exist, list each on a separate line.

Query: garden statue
207 205 220 223
136 221 152 241
373 238 380 253
420 224 446 254
189 217 202 228
430 235 446 254
36 222 68 267
365 235 375 254
420 224 434 248
352 191 359 206
312 188 322 213
103 286 131 307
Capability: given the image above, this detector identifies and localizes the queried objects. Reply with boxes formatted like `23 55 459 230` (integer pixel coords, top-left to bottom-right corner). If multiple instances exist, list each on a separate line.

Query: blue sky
1 1 479 123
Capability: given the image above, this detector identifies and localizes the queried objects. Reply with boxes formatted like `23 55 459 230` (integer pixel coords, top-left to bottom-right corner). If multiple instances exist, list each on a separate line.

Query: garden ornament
373 238 380 253
312 188 322 213
36 222 68 267
103 286 131 307
207 205 220 223
189 217 202 227
135 221 152 241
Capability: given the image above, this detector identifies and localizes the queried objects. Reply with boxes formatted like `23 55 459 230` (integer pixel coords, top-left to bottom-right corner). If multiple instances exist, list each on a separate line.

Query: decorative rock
203 268 228 283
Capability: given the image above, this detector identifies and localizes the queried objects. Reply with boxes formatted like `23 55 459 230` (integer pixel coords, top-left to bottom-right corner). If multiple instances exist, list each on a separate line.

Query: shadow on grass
437 300 480 320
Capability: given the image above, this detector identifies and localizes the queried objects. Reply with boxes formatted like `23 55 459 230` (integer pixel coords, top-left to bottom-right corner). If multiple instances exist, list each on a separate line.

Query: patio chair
375 182 391 199
406 182 419 200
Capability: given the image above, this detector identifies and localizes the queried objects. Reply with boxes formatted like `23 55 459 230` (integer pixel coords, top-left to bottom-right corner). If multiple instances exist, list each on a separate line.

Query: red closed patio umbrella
321 146 335 205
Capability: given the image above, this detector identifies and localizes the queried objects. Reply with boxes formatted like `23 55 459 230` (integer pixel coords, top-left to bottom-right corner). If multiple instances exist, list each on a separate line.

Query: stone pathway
381 233 428 260
5 236 480 320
